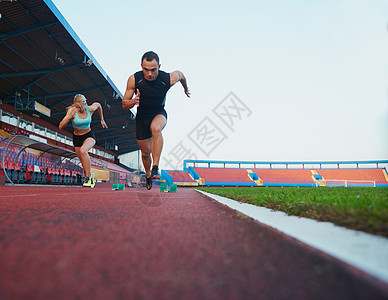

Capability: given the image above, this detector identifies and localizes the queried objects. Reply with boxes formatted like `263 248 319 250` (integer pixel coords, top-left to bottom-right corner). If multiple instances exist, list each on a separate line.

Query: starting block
159 170 177 192
169 183 177 192
160 182 168 192
112 183 125 190
159 182 177 193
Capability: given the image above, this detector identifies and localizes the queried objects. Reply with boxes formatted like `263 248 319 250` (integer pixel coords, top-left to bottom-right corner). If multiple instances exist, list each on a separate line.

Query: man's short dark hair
141 51 159 64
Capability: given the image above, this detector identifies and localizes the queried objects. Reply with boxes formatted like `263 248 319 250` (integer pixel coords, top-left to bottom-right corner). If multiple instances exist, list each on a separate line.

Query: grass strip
197 187 388 238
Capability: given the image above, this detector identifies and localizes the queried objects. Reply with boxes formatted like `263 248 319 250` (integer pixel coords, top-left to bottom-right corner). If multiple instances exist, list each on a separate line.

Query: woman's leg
74 137 96 178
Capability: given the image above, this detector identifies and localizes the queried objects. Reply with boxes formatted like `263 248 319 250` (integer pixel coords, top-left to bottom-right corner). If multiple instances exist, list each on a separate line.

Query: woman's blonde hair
67 94 87 110
74 94 87 105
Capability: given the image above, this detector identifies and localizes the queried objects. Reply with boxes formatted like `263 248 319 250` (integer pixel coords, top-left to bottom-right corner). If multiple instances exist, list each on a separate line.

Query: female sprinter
59 94 108 188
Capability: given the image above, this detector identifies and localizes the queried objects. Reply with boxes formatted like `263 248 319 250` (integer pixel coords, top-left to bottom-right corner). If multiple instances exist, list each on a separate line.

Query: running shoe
146 176 152 190
151 165 160 179
90 173 95 188
83 176 91 187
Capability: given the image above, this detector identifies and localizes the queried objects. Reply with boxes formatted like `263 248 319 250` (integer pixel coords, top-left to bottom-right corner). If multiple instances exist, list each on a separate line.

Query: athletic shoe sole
90 173 95 188
151 166 160 180
146 177 152 190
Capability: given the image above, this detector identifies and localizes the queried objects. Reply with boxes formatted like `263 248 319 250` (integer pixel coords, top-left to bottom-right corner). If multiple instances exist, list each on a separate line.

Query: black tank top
134 70 171 118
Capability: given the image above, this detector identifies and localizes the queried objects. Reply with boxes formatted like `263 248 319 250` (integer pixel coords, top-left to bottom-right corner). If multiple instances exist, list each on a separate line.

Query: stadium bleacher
0 107 141 187
1 123 387 188
0 0 141 186
172 160 388 188
164 170 198 186
0 131 132 186
316 168 388 187
193 168 259 187
252 169 316 187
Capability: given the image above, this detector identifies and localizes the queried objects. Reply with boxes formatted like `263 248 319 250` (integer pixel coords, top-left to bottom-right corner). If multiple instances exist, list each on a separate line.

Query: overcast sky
52 0 388 170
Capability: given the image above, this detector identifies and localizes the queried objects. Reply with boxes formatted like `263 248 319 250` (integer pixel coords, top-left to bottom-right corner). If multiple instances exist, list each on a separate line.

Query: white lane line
197 190 388 284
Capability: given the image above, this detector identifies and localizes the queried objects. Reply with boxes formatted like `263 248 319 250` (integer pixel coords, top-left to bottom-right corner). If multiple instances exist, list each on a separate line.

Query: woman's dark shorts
136 110 167 140
72 130 96 147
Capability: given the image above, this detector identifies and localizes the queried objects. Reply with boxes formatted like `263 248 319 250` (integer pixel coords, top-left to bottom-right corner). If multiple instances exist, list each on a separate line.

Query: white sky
52 0 388 170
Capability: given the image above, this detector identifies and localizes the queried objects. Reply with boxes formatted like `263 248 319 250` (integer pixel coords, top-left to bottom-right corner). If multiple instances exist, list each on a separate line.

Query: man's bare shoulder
128 74 135 84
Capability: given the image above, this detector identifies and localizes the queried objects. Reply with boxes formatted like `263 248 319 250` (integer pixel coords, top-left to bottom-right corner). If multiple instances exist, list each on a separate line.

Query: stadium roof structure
0 0 138 155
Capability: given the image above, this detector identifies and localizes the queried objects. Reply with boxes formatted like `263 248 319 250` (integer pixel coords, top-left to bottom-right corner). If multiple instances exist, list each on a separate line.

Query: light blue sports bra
72 108 91 130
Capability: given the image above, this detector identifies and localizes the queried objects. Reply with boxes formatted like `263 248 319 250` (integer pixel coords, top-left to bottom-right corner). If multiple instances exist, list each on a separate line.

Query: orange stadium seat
165 170 198 186
316 169 388 186
252 169 315 186
194 168 260 186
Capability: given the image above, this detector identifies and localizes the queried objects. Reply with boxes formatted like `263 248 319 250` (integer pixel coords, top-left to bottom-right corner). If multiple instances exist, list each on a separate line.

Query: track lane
0 186 387 299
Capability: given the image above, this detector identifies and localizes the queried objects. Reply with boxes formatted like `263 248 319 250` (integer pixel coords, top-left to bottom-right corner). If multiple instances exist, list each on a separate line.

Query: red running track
0 185 387 299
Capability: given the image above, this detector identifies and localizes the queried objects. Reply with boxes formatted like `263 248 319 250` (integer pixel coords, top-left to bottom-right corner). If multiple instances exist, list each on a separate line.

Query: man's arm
122 75 140 110
170 70 190 98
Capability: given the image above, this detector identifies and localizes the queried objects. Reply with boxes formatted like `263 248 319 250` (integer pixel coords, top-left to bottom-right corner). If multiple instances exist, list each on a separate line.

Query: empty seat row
2 162 84 185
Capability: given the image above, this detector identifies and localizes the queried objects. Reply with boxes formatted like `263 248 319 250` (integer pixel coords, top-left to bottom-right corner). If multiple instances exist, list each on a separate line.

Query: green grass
197 187 388 237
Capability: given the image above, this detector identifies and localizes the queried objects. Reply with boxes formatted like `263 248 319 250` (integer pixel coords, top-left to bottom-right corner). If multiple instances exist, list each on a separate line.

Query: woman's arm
59 107 76 130
90 102 108 128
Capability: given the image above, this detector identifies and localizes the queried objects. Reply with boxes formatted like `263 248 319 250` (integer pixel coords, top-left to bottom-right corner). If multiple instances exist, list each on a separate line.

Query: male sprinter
122 51 190 190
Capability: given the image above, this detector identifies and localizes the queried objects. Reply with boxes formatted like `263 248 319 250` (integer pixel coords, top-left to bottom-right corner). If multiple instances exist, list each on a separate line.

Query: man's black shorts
136 110 167 140
72 130 96 147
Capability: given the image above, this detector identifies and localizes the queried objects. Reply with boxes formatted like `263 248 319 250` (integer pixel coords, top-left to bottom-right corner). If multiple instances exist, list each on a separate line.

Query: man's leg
137 138 153 190
150 114 167 168
137 138 152 178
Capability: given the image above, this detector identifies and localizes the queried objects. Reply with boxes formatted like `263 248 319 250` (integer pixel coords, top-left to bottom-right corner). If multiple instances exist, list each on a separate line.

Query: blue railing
183 159 388 171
